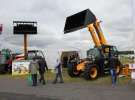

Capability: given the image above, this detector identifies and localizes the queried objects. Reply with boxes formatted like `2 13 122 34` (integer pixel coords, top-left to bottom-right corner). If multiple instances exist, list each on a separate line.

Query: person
29 57 39 86
63 56 68 68
6 56 12 73
98 50 105 77
69 55 77 66
53 58 64 84
109 52 117 87
38 58 48 85
68 56 72 63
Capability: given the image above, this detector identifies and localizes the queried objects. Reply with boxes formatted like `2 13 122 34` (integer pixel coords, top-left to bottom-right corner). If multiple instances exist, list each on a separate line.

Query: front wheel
67 63 81 77
83 64 99 80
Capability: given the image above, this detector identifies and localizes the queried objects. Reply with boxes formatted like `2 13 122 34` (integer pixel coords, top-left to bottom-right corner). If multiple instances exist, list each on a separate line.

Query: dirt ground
0 75 135 100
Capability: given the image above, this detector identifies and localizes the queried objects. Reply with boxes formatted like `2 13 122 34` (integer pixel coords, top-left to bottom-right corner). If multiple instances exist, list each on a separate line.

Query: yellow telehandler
64 9 122 80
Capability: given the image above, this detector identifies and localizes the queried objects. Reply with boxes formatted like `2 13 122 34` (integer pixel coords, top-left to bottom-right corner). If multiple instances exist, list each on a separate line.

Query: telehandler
64 9 122 80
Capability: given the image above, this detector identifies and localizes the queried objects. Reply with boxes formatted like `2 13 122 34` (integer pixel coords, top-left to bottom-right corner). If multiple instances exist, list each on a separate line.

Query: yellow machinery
64 9 121 80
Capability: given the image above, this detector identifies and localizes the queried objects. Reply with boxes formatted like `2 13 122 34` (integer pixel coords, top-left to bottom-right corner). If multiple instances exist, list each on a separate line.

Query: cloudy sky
0 0 134 54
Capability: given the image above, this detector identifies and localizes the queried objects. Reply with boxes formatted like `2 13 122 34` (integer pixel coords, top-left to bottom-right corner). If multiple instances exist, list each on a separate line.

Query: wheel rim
90 67 97 78
73 69 79 75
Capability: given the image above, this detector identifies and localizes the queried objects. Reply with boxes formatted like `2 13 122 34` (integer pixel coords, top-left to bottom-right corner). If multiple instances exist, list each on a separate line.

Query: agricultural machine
64 9 122 80
0 49 12 73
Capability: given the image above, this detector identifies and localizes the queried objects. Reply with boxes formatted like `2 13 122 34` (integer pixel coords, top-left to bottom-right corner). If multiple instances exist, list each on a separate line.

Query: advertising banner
12 60 30 76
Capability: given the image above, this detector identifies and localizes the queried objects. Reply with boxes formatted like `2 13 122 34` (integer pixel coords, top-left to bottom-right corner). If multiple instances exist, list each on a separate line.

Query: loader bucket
64 9 96 33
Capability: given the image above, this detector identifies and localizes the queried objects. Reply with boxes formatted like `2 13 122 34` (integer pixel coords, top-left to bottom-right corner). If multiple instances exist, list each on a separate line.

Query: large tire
67 63 81 77
0 64 6 74
83 64 99 80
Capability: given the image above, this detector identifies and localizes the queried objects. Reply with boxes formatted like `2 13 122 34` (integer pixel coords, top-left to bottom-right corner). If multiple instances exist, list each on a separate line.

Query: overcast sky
0 0 134 53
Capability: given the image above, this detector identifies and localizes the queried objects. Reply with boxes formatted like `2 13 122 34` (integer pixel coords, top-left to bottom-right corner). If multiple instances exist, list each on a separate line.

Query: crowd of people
28 52 118 87
29 57 64 86
62 54 79 68
28 54 80 87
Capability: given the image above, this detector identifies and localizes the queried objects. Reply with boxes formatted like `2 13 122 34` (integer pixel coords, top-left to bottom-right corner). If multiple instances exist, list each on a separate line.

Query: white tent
12 42 89 69
43 44 87 69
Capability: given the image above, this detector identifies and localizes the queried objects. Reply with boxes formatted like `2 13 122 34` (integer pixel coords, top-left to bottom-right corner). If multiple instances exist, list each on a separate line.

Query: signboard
12 60 31 76
13 21 37 34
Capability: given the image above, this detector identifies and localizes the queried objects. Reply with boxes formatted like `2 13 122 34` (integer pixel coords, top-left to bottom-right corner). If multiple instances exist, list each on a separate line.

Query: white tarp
13 44 87 69
42 45 87 69
128 64 135 79
131 70 135 79
129 64 135 69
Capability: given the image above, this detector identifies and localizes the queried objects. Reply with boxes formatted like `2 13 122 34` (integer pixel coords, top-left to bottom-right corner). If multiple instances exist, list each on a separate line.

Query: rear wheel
67 63 81 77
83 64 99 80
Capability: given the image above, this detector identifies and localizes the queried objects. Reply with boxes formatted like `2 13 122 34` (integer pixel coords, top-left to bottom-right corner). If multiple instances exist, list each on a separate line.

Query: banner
12 60 31 76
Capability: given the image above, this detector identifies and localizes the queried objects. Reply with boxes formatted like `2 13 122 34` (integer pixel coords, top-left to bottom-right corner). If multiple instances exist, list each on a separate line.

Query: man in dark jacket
38 58 48 85
109 52 117 87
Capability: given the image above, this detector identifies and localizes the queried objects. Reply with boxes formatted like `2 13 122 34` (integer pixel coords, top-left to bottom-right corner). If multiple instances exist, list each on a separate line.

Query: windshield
87 48 101 59
112 46 117 52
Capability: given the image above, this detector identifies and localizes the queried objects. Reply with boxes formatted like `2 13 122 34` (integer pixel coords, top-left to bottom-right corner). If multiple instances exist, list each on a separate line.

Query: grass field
0 68 133 86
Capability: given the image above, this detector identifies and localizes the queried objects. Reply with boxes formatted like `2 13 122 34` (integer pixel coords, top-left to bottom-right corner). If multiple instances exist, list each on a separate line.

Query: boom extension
94 21 107 45
87 24 101 47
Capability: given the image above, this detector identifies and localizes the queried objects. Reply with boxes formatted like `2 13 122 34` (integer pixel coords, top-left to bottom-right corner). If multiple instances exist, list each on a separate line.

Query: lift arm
87 24 101 47
94 20 107 45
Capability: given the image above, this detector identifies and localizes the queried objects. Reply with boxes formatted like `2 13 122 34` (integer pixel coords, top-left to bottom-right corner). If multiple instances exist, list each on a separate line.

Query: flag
0 24 2 34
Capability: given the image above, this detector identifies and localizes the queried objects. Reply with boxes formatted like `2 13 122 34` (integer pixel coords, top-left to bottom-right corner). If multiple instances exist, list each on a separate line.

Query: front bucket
64 9 96 33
